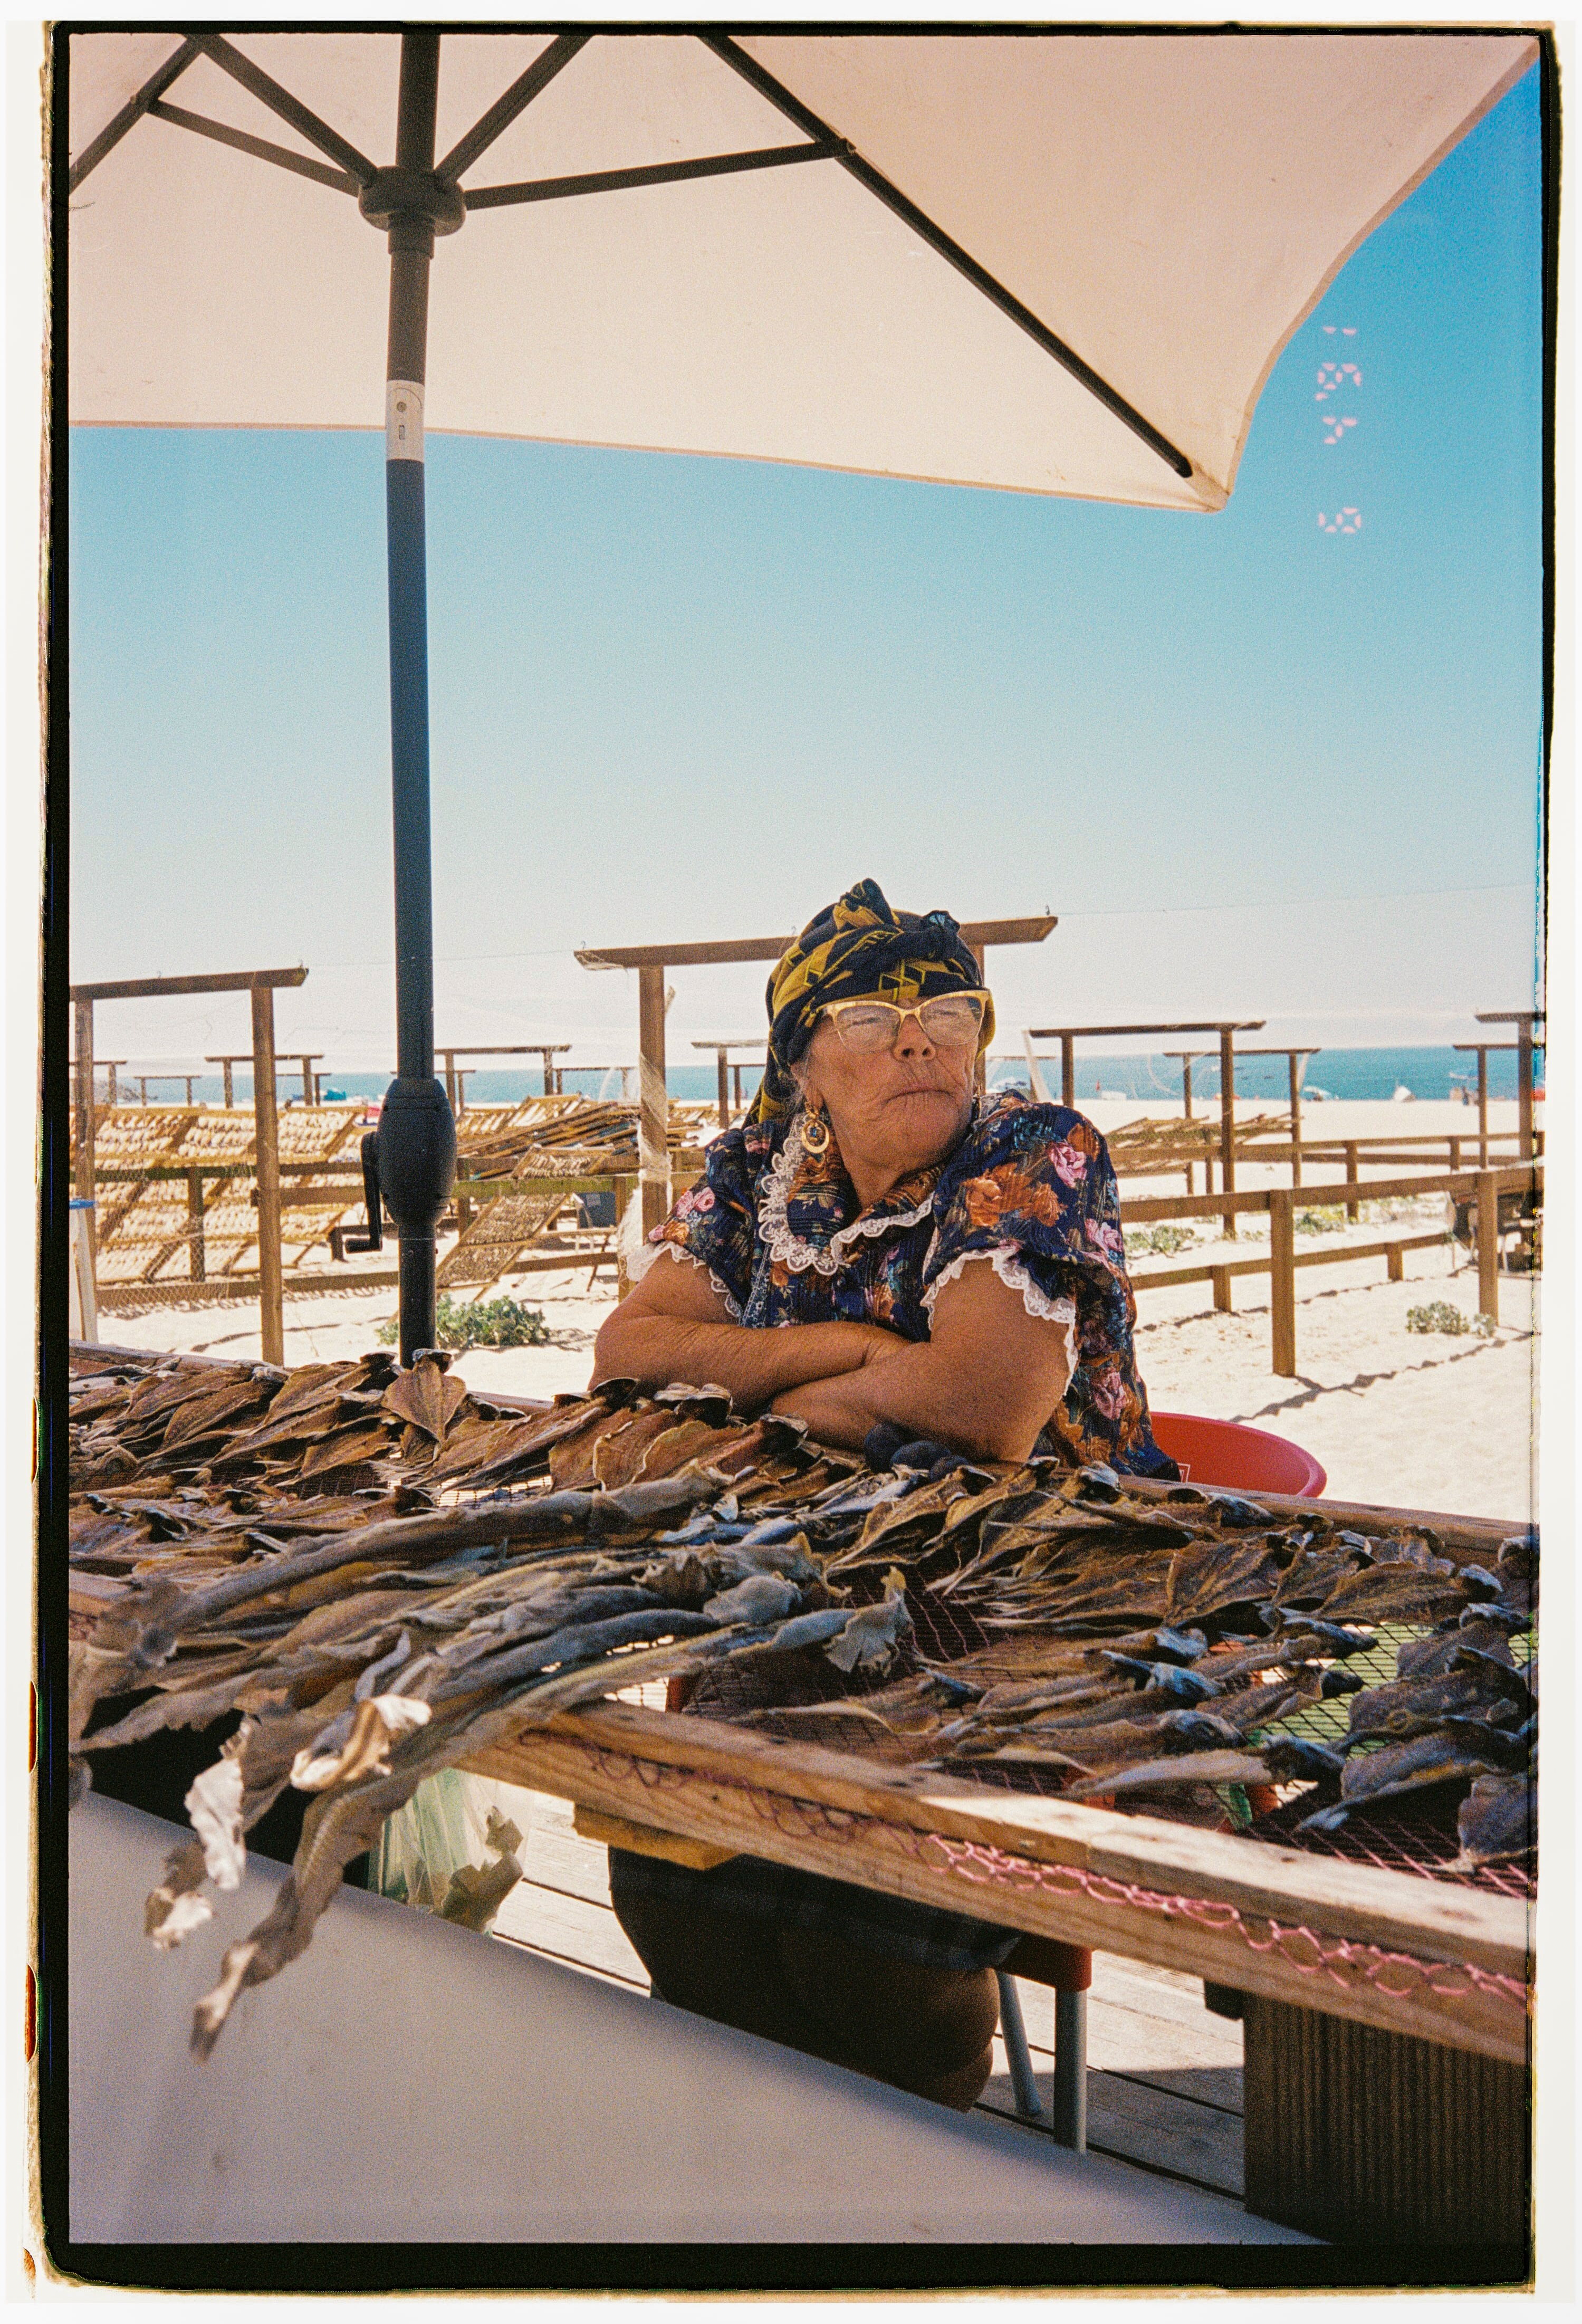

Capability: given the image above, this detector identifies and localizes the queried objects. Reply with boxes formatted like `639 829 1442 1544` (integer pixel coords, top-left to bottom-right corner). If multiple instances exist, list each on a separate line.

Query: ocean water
114 1046 1540 1112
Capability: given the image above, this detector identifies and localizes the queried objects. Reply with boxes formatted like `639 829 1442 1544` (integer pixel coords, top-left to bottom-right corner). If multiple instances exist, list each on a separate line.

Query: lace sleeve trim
922 1241 1078 1335
632 1239 745 1322
756 1109 936 1276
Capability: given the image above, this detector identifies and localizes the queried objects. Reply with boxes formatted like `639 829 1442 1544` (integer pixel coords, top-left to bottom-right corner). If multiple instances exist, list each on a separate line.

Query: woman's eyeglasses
819 991 989 1054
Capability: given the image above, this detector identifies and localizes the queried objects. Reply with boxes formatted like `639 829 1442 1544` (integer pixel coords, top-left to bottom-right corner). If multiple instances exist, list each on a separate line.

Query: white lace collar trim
921 1240 1077 1331
756 1108 938 1278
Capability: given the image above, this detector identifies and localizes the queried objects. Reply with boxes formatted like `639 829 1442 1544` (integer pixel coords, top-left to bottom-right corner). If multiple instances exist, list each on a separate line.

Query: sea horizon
88 1044 1542 1113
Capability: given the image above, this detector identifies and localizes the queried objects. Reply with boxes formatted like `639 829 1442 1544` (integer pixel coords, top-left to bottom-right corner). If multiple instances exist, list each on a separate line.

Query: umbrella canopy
63 27 1537 1360
69 29 1535 508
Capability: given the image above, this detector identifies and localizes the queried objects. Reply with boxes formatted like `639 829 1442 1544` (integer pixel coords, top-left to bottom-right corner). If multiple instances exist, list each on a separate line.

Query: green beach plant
377 1294 551 1350
1405 1300 1471 1336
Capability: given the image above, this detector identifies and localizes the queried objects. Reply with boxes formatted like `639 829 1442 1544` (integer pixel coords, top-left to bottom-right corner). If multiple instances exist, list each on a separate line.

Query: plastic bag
371 1770 525 1933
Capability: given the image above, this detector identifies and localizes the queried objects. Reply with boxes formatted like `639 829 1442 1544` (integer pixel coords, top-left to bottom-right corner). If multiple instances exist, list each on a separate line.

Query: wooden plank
1084 2070 1245 2195
1128 1230 1446 1295
463 1708 1529 2061
250 984 284 1367
976 2063 1245 2198
70 967 308 1001
1121 1163 1538 1226
578 919 1057 973
95 1268 401 1309
638 965 669 1241
1028 1021 1263 1039
572 1805 734 1871
490 1882 648 1988
1219 1026 1238 1239
1269 1188 1296 1376
1478 1169 1500 1321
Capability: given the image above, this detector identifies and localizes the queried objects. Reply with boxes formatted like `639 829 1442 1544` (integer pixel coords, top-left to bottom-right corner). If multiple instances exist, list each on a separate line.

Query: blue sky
68 61 1545 1073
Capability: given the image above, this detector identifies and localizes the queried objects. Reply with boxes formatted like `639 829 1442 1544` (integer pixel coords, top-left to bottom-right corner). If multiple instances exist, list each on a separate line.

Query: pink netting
569 1740 1530 2025
931 1833 1529 2013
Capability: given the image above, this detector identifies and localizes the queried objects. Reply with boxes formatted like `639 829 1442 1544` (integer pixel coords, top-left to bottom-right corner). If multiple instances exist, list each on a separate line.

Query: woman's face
798 1002 977 1189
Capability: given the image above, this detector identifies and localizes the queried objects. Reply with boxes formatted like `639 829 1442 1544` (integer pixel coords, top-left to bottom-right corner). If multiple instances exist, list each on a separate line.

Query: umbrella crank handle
342 1131 385 1254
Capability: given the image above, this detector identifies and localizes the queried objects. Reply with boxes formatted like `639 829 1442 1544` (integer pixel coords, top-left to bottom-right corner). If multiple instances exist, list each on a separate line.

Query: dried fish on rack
69 1349 1538 2057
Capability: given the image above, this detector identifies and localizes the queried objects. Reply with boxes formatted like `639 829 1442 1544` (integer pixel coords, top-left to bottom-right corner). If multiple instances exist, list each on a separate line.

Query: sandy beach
97 1096 1538 1530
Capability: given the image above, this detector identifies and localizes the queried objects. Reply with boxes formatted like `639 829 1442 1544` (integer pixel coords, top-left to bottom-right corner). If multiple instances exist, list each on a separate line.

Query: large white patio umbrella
65 26 1537 1360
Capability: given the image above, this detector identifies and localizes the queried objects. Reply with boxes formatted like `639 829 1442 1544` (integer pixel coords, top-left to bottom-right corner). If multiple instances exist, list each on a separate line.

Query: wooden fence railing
1121 1164 1541 1376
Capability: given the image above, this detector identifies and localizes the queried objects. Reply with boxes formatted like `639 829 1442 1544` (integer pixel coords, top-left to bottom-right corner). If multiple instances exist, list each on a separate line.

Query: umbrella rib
700 33 1195 484
436 32 594 183
148 100 361 196
190 33 378 187
462 142 841 213
67 34 205 193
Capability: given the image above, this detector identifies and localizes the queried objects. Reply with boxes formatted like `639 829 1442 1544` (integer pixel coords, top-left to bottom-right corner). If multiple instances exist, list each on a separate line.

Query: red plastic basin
1148 1411 1327 1499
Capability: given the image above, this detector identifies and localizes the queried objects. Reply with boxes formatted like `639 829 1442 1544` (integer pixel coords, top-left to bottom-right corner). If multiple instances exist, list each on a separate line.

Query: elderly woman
591 879 1175 2109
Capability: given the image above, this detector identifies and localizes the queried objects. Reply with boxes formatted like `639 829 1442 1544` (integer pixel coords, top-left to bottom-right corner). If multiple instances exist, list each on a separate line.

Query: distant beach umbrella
64 28 1538 1360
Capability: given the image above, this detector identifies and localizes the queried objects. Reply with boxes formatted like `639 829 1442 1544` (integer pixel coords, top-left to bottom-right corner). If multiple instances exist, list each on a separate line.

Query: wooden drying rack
65 1344 1532 2070
461 1470 1532 2071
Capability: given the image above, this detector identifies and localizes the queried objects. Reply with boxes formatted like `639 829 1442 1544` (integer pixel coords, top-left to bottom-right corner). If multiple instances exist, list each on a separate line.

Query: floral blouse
641 1089 1175 1477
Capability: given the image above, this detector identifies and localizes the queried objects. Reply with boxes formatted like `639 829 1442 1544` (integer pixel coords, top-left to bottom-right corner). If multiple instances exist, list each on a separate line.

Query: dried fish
70 1353 1538 2061
1064 1748 1272 1801
1337 1730 1512 1807
1345 1662 1531 1748
1455 1772 1534 1868
1314 1564 1473 1628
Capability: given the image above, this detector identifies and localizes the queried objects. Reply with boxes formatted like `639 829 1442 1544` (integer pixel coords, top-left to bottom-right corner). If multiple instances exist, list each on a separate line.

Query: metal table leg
1052 1990 1087 2150
995 1972 1046 2121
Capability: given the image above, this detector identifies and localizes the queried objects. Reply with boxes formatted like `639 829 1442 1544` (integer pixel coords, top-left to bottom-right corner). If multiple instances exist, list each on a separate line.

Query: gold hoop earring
801 1101 831 1156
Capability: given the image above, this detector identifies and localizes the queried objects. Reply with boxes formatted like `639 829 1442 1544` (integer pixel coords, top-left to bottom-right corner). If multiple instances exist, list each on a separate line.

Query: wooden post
715 1048 730 1132
1344 1142 1360 1222
1269 1188 1296 1377
73 998 97 1269
969 943 987 1095
1387 1246 1405 1284
1212 1265 1233 1314
441 1051 457 1112
732 1063 745 1113
186 1169 206 1281
1449 1138 1461 1172
1477 1048 1489 1170
1476 1170 1500 1324
223 1059 234 1107
638 967 669 1241
251 984 285 1366
1061 1035 1076 1111
1219 1026 1237 1240
1288 1053 1302 1191
1516 1022 1533 1160
1181 1055 1195 1194
543 1047 555 1097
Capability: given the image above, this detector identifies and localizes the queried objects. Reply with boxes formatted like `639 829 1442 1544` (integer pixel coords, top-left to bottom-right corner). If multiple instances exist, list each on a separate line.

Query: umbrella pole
376 31 456 1366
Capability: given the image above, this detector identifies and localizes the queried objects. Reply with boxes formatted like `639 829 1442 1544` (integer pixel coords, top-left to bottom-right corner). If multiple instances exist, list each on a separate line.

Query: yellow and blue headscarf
752 878 996 1123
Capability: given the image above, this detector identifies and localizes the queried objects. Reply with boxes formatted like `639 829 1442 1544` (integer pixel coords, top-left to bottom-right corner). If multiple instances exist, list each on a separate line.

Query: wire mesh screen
677 1583 1535 1886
